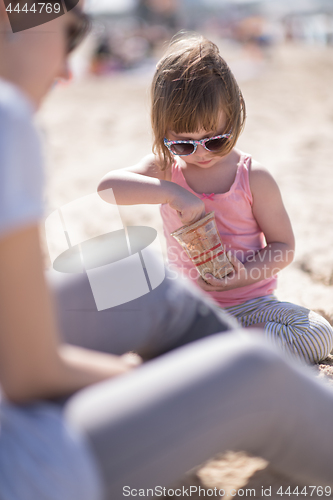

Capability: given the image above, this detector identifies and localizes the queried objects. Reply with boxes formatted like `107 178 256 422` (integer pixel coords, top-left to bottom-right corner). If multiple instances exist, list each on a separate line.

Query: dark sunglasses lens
206 136 230 152
170 143 195 155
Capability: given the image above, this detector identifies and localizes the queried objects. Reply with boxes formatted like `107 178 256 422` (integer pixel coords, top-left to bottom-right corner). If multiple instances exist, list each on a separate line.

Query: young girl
98 33 333 364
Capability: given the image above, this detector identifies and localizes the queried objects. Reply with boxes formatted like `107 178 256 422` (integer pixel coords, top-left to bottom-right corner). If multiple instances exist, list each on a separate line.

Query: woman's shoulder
0 79 39 158
0 79 41 162
0 78 34 126
0 79 44 238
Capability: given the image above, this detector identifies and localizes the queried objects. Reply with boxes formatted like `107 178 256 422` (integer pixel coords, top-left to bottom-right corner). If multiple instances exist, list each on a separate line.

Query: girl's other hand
197 252 246 292
168 187 206 226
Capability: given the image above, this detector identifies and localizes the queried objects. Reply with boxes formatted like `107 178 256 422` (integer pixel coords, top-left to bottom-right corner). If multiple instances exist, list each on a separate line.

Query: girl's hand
168 187 206 226
197 252 246 292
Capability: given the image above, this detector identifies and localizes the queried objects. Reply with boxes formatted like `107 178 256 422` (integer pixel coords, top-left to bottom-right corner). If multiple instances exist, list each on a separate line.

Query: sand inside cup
171 212 234 282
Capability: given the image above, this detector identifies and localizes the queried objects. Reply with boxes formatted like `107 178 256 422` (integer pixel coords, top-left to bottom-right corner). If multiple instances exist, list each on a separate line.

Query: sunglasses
66 8 91 54
163 132 232 156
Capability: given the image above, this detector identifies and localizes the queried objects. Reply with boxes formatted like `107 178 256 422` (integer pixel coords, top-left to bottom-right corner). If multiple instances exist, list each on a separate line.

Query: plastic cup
171 211 234 282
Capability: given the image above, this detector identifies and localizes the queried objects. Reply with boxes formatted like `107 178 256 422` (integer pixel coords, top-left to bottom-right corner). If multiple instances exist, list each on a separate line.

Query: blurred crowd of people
87 0 333 76
90 0 180 74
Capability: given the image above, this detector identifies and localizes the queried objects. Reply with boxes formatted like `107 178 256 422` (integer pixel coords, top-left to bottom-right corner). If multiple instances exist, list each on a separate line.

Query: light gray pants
47 269 333 499
1 267 235 500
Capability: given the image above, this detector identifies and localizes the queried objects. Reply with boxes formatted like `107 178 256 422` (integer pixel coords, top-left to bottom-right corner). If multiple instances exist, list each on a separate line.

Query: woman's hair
151 33 246 169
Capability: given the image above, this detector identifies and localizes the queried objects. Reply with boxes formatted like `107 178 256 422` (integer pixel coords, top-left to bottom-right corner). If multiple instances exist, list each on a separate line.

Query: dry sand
38 41 333 498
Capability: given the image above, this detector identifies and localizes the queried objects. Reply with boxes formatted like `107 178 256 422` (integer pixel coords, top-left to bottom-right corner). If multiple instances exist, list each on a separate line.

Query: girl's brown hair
151 33 246 169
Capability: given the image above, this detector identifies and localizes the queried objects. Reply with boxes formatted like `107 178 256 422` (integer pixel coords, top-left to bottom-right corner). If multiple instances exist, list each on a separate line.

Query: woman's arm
98 153 205 226
0 224 141 404
198 162 295 292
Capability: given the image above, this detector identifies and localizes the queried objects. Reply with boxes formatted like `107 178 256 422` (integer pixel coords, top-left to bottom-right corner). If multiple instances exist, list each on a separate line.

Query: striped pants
224 295 333 364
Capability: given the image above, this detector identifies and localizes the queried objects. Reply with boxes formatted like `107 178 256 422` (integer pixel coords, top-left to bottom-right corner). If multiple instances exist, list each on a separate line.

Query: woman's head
151 33 246 168
0 0 89 108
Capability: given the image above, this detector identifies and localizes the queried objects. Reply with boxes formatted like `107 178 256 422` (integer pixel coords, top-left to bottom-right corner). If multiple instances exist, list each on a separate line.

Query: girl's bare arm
0 224 140 404
249 162 295 265
98 154 175 205
98 154 205 226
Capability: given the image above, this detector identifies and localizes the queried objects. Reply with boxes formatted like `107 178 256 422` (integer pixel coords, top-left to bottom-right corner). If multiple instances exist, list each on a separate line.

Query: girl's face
166 112 230 169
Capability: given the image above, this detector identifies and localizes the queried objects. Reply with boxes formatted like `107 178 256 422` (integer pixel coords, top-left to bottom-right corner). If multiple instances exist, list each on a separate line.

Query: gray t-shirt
0 78 102 500
0 78 44 237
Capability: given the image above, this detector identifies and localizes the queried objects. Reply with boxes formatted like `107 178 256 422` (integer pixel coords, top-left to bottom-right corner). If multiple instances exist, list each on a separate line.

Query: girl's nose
195 143 208 156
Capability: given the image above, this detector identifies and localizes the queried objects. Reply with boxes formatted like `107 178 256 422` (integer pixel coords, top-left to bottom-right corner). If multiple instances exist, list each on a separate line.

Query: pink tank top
160 152 277 307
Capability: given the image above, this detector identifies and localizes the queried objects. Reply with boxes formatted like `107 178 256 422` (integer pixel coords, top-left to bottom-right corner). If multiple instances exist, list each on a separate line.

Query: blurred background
76 0 333 77
39 0 333 320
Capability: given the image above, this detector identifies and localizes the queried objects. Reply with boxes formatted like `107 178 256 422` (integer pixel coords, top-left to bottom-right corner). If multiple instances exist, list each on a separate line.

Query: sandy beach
38 40 333 498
